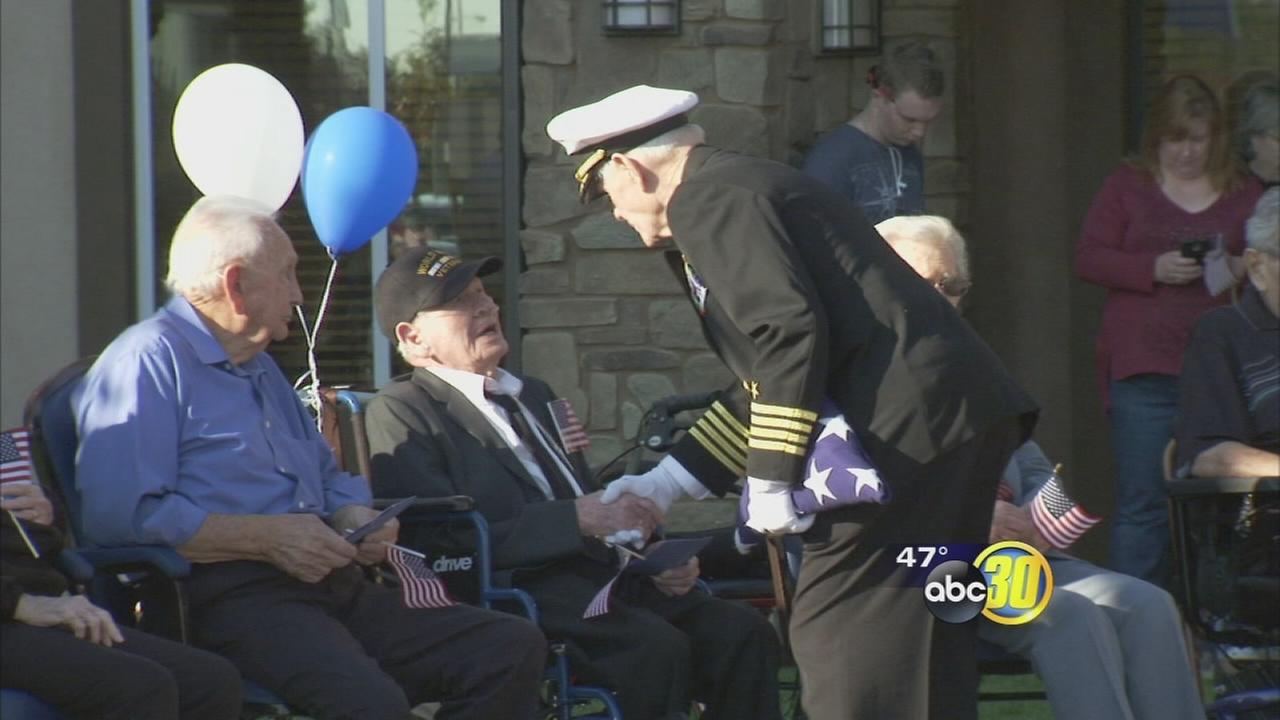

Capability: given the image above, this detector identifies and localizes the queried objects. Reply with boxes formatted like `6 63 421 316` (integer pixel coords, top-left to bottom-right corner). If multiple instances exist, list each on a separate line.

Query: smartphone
1180 237 1212 264
344 495 417 544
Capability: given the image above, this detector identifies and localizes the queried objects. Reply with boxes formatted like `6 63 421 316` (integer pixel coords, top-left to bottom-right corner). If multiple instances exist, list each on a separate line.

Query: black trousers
1 620 242 720
789 418 1025 720
186 561 547 720
519 558 783 720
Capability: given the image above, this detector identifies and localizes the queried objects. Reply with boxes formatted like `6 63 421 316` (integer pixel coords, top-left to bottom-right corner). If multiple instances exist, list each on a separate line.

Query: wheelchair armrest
387 501 527 618
59 546 192 583
374 495 475 513
484 586 540 625
56 548 96 583
1167 475 1280 496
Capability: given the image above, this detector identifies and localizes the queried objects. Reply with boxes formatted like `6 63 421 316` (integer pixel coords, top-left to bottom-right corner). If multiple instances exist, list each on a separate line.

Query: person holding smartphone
1075 75 1263 588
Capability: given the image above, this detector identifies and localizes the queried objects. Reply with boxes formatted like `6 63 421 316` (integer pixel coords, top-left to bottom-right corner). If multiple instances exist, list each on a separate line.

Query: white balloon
172 63 304 211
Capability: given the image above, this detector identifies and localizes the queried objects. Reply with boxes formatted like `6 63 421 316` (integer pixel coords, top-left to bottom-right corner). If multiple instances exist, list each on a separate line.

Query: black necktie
487 392 579 500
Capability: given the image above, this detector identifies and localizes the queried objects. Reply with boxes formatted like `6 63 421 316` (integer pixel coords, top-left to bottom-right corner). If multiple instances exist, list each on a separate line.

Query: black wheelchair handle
373 495 475 513
651 390 722 417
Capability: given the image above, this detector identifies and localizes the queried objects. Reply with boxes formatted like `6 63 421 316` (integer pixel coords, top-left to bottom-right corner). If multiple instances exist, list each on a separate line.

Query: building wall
519 0 967 469
967 0 1127 566
72 2 135 359
1 0 79 427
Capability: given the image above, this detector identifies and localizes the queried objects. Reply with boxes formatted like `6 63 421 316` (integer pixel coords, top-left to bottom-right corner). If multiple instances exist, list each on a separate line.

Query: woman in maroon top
1076 74 1263 588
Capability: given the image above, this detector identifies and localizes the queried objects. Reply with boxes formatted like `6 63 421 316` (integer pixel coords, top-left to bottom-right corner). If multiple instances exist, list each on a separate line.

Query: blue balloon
302 107 418 256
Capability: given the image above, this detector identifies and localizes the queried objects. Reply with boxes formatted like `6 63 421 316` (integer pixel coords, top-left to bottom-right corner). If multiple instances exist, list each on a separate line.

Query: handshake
590 458 811 547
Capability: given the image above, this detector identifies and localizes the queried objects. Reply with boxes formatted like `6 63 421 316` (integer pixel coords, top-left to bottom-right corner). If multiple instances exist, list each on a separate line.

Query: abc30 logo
915 541 1054 625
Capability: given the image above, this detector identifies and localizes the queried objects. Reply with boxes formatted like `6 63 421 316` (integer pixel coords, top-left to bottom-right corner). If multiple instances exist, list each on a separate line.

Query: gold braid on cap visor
574 148 608 202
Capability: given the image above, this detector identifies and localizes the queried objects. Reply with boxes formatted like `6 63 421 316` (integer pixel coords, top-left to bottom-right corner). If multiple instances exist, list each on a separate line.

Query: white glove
743 477 814 535
600 456 708 513
603 528 647 548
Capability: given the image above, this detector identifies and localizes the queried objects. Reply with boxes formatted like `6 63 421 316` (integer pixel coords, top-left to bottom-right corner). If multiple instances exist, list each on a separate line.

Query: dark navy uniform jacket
665 145 1038 493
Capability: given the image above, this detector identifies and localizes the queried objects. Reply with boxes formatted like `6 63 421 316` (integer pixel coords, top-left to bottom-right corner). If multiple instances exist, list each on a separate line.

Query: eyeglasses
932 274 972 299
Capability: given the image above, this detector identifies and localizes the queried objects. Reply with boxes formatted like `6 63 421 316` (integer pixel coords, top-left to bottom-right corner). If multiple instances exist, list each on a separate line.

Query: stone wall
520 0 965 469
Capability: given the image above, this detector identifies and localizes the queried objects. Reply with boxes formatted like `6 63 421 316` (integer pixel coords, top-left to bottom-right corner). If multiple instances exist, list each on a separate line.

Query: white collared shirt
426 366 582 500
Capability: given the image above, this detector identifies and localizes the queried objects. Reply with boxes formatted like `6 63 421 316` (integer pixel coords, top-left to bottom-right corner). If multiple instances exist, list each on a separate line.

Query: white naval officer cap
545 85 699 202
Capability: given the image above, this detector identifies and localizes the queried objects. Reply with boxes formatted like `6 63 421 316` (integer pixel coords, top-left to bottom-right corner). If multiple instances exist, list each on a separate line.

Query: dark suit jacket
665 145 1039 491
365 369 611 588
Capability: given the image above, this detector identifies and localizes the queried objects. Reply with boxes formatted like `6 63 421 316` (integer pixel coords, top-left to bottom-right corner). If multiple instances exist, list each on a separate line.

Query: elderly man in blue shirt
73 195 546 720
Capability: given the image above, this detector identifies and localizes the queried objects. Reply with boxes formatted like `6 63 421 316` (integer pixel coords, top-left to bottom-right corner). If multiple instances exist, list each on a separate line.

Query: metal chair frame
318 388 622 720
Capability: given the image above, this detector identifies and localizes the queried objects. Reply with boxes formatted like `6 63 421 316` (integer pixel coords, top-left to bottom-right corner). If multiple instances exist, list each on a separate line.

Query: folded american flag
735 400 887 550
547 398 590 453
1029 469 1101 550
387 545 455 609
1 428 33 485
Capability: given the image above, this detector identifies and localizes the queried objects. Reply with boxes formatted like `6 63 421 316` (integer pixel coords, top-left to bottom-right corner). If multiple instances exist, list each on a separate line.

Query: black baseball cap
374 247 501 340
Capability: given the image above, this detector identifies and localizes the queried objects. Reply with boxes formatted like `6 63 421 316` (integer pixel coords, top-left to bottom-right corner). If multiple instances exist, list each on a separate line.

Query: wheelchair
21 356 310 718
20 360 611 719
1169 473 1280 720
311 387 622 720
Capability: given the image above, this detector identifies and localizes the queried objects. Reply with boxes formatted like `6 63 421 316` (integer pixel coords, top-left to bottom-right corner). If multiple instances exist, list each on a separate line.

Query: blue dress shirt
74 296 371 547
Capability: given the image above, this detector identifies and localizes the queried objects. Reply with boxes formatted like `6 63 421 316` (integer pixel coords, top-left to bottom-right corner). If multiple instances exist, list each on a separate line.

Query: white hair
396 338 431 364
394 310 434 365
874 214 971 280
599 123 706 187
165 195 279 300
625 123 706 162
1246 187 1280 256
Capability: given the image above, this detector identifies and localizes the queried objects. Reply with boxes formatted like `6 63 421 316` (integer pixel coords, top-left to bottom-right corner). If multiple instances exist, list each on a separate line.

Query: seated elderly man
73 196 546 720
1176 187 1280 478
364 247 783 720
878 214 1205 720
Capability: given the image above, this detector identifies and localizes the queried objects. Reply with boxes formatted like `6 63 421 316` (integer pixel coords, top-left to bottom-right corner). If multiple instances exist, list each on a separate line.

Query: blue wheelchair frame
324 389 623 720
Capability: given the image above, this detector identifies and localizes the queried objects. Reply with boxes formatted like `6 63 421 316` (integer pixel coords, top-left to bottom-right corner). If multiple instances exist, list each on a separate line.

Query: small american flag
583 573 621 619
1 428 33 485
547 399 590 453
1029 469 1101 550
386 545 455 609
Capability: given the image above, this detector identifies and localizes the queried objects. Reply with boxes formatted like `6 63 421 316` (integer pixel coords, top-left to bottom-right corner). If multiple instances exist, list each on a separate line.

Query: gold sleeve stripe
709 402 748 439
701 427 748 469
750 402 819 423
750 414 814 433
749 438 810 457
749 427 811 445
698 417 748 460
690 425 747 476
704 412 748 449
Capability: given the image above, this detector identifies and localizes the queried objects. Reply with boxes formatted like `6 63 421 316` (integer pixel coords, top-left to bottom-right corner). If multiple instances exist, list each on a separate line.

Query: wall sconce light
602 0 680 35
820 0 880 54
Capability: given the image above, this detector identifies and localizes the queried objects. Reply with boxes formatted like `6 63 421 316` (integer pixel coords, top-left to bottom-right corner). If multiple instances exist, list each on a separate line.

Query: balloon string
300 257 340 432
293 307 313 391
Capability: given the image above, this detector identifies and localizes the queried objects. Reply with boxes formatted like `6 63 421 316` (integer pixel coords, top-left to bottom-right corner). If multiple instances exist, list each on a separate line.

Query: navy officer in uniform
546 86 1039 720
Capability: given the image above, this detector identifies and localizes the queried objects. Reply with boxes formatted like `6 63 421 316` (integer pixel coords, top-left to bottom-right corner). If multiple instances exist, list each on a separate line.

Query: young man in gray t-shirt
802 41 945 225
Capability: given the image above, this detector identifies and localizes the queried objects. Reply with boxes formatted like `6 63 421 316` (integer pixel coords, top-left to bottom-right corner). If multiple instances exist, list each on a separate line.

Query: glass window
820 0 879 55
1132 0 1279 147
147 0 506 389
602 1 680 34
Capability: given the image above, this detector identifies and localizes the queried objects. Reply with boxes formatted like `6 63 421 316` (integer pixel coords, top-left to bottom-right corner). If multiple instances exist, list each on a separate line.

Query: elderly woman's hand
1 482 54 526
13 593 125 646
